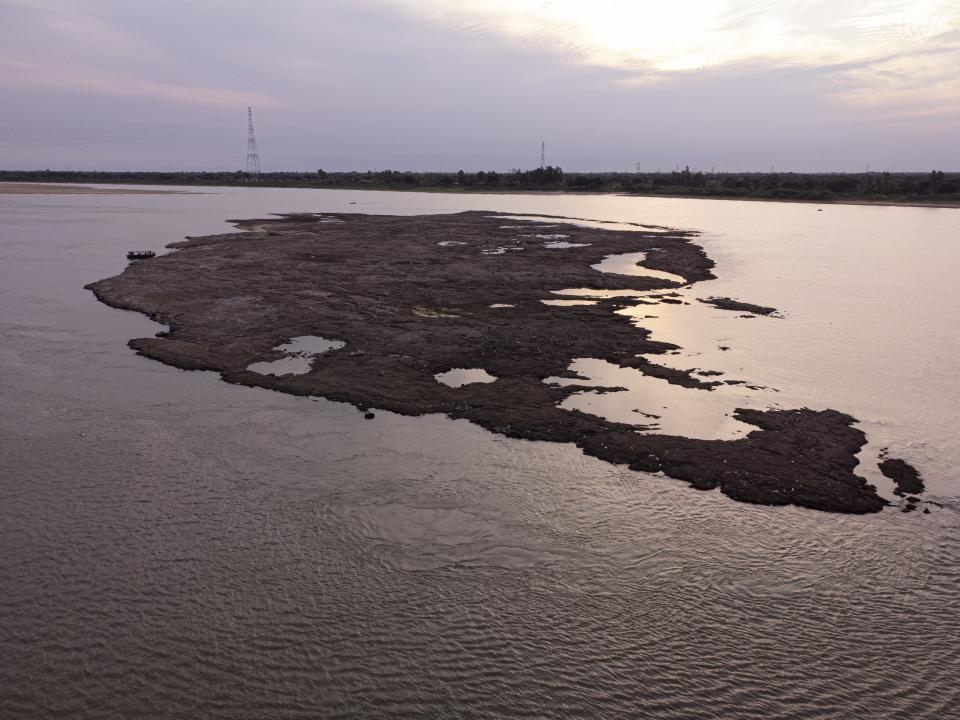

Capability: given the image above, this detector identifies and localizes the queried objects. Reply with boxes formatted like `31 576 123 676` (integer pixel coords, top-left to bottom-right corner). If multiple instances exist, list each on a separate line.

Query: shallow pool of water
592 250 689 284
434 367 498 387
541 299 599 307
493 214 670 232
548 358 767 440
246 335 345 376
552 287 651 298
522 233 570 240
544 240 591 248
246 355 313 376
281 335 346 355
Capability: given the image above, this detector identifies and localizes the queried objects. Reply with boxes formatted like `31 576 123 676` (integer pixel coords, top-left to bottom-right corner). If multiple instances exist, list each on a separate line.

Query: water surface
591 250 689 284
1 185 958 719
548 358 760 440
435 368 498 388
247 336 345 376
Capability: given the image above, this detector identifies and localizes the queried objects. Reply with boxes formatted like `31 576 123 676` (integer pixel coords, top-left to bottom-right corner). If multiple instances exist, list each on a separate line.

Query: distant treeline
3 167 959 203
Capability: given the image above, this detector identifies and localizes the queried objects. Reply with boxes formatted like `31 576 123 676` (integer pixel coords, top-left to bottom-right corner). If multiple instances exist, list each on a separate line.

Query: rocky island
86 211 887 514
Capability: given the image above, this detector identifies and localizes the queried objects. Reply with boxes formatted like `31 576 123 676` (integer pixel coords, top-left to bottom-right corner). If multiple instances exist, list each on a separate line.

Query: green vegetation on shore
3 167 958 205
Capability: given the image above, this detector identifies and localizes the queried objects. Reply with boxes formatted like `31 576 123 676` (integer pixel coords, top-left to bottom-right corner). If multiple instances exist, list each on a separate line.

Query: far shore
626 191 960 210
0 182 186 195
404 185 960 209
2 180 958 208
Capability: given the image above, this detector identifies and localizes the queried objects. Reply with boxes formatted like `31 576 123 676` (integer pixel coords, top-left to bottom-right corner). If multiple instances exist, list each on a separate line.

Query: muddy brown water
1 185 958 718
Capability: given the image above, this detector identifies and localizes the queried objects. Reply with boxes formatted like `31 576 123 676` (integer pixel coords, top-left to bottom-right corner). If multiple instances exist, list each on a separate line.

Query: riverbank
0 182 183 195
86 210 889 513
3 178 958 208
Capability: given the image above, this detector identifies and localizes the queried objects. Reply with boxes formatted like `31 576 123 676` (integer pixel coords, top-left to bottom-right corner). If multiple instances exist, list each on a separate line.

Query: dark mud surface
87 211 886 513
698 296 779 315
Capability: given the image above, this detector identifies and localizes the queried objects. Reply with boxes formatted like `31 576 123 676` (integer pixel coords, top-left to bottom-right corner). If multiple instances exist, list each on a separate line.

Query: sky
1 0 958 172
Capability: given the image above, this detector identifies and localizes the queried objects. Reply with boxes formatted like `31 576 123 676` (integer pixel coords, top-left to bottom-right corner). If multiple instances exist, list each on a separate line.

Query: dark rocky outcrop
698 296 778 315
86 211 887 514
879 458 925 496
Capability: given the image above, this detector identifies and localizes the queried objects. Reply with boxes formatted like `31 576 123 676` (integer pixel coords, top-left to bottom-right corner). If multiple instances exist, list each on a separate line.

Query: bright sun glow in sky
394 0 959 72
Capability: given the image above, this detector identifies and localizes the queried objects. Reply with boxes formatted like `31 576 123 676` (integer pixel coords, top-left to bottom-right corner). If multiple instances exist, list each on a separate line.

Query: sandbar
86 211 887 514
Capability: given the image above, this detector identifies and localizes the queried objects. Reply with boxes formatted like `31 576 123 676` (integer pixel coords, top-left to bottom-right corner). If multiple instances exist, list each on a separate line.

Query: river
1 184 958 718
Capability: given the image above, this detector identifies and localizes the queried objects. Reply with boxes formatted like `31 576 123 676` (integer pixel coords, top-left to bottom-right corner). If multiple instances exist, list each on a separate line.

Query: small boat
126 250 156 260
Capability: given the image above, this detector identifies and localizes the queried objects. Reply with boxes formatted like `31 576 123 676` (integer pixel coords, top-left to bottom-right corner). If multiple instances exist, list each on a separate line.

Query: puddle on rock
498 223 559 229
545 358 766 440
414 306 459 318
552 288 649 299
435 368 498 388
247 335 345 376
592 251 687 284
541 299 599 307
544 241 592 249
438 240 468 246
297 213 345 224
492 215 671 233
615 295 781 383
246 356 313 376
280 336 346 355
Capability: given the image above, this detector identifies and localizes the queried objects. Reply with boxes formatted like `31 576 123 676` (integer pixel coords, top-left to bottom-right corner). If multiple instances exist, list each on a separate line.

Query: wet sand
0 183 182 195
86 211 886 513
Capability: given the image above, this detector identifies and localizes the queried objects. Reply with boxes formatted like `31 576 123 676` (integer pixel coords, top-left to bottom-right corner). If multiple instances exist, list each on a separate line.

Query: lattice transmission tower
245 106 261 176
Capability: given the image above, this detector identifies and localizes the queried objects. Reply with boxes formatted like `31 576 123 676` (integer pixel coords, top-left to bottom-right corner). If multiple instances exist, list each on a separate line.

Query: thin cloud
385 1 960 76
0 59 277 108
0 0 957 171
